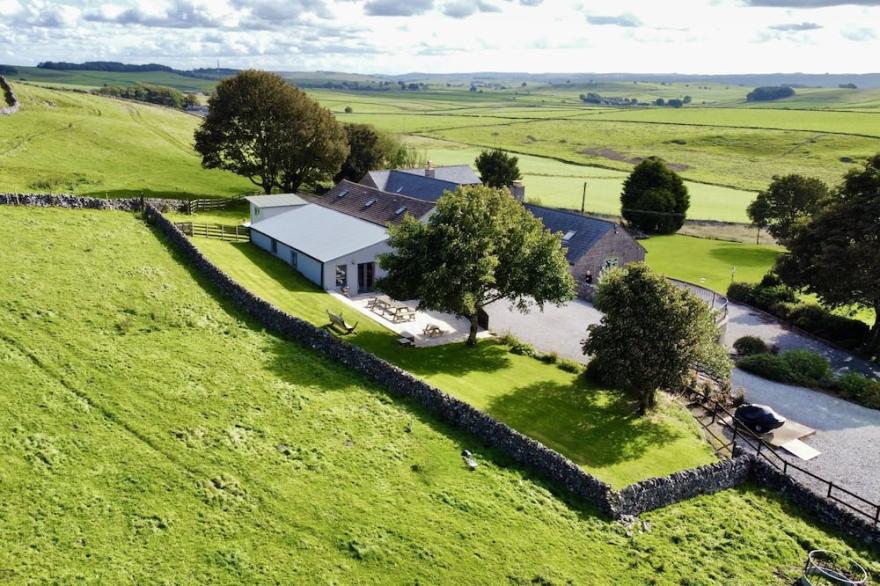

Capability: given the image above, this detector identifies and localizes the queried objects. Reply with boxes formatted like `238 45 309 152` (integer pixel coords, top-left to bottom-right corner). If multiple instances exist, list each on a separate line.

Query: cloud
4 0 81 28
363 0 433 16
768 21 823 30
441 0 500 18
743 1 880 7
842 26 877 40
586 13 641 27
517 0 543 5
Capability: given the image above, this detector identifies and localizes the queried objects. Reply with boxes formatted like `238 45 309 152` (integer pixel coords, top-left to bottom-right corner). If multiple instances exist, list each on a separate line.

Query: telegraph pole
581 182 587 214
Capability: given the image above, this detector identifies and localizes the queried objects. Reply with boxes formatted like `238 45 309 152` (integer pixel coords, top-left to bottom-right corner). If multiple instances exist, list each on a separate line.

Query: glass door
357 262 375 293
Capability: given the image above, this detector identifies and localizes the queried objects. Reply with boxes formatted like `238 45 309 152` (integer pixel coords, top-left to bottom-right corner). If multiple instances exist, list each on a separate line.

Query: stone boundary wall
0 76 20 115
3 195 878 544
0 193 188 212
609 455 753 517
750 459 879 545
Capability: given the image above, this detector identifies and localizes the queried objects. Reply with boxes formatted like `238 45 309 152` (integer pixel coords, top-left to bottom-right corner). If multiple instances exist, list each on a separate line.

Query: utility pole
581 182 587 214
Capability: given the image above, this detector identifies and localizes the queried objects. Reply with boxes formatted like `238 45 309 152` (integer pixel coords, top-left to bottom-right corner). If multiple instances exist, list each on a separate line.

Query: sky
1 0 879 74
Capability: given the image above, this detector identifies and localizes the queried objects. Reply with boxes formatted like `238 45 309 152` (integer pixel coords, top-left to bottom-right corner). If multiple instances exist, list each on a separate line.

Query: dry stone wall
0 193 188 212
0 76 19 115
2 194 878 546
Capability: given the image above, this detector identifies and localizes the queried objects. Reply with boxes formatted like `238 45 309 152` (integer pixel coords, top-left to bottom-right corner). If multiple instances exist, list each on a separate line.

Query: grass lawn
193 237 717 488
0 83 254 199
3 206 878 583
643 234 783 294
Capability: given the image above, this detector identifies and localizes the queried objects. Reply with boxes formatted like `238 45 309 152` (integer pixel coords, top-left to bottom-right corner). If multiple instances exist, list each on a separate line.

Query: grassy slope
8 66 217 93
2 207 877 584
192 237 714 488
0 83 254 198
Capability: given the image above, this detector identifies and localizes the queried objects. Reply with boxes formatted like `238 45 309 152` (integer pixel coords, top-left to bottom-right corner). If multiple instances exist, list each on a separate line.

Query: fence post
827 482 833 498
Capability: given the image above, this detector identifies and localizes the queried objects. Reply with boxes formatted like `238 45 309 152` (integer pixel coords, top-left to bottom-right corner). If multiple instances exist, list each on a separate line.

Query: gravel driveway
486 297 880 506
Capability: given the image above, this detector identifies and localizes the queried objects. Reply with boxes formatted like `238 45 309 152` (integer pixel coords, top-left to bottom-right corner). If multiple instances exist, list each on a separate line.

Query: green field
192 236 715 488
3 206 878 583
6 65 217 93
0 83 254 198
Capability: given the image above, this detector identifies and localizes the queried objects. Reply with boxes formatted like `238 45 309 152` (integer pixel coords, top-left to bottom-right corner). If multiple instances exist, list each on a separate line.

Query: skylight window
394 206 407 215
336 190 349 198
395 187 404 193
563 230 577 242
364 199 376 208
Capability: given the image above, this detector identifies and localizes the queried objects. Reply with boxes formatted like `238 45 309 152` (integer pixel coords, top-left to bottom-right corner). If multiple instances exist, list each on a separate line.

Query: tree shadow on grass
485 379 685 471
709 244 780 269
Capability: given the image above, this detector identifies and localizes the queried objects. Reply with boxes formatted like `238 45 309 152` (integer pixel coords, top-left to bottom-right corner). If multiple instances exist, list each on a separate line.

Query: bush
835 372 869 400
751 284 797 308
558 358 583 374
583 357 609 383
726 282 754 303
498 332 520 347
733 336 769 356
786 304 870 350
782 349 832 386
539 351 559 364
509 341 537 358
738 353 794 384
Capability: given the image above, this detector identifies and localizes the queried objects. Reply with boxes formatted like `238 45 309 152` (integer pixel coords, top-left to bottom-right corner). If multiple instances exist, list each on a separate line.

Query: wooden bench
326 310 358 334
423 324 444 337
391 306 416 323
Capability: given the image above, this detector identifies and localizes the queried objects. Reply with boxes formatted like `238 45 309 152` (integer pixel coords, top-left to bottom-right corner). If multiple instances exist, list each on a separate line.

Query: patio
329 292 492 347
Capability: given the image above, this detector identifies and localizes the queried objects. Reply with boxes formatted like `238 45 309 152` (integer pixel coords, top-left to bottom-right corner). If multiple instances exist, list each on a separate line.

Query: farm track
126 105 196 156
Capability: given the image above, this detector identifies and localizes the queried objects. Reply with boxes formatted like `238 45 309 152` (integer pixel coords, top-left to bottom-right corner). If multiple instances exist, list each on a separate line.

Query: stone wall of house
572 227 645 300
0 76 19 115
609 455 754 516
0 193 188 212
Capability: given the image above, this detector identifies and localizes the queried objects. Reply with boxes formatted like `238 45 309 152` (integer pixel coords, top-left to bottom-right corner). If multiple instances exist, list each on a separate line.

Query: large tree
775 154 880 354
620 157 690 234
747 174 829 245
334 123 409 183
583 263 731 414
378 185 576 346
194 70 348 194
475 149 522 188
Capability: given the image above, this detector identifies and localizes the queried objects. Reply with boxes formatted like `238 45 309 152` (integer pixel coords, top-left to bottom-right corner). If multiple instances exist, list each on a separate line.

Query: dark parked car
734 403 786 434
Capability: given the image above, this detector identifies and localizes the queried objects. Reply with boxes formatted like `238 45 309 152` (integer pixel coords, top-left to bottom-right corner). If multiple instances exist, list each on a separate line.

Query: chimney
511 180 525 202
425 160 435 179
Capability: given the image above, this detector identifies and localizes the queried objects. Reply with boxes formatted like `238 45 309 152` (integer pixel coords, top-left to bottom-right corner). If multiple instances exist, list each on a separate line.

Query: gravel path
486 297 880 505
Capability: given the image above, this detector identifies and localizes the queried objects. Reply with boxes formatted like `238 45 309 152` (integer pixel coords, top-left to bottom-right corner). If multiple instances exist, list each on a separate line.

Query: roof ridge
387 169 462 189
336 178 440 205
525 203 619 227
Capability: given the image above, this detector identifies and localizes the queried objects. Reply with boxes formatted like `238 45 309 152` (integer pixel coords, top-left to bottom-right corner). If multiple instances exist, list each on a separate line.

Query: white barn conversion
245 193 308 225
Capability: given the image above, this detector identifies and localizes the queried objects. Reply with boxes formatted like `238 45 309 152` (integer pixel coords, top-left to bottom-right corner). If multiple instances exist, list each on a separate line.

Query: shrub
786 304 870 350
583 357 608 383
835 372 869 400
751 284 797 308
781 349 832 386
498 332 520 347
539 351 559 364
509 341 537 358
558 358 583 374
726 282 754 303
738 353 794 384
733 336 769 356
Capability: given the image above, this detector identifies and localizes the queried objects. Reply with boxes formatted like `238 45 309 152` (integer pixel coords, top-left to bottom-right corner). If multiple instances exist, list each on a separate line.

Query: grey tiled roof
525 204 616 263
397 165 480 185
380 171 461 203
312 180 435 227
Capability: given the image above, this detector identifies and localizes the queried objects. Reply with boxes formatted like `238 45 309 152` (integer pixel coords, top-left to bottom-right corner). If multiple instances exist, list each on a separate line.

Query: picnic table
368 296 415 323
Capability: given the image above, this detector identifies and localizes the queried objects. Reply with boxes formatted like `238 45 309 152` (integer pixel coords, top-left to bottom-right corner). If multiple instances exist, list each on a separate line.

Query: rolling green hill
0 83 254 198
1 205 877 582
5 65 218 93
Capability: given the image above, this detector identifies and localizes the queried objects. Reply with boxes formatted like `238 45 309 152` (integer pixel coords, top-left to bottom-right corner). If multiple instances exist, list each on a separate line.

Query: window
271 239 277 254
603 257 619 271
254 206 262 217
290 250 298 267
562 230 576 242
364 198 376 208
394 206 407 215
336 264 347 288
395 187 404 193
336 190 349 199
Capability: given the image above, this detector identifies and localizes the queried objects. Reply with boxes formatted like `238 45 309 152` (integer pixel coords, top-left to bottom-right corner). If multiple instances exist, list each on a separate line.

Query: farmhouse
355 165 644 297
247 185 433 293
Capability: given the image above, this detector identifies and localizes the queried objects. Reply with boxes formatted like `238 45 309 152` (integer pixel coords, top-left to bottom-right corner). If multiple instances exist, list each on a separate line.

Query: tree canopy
475 149 522 189
747 174 829 245
775 154 880 354
194 70 348 194
583 263 731 414
620 157 690 234
334 123 409 183
746 86 795 102
378 185 575 345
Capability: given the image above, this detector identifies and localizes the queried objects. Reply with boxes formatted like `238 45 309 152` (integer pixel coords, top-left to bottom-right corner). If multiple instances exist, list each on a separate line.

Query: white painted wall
250 204 300 225
322 240 393 292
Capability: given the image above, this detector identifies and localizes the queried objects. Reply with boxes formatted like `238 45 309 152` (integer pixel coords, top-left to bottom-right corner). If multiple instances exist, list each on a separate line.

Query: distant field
0 83 253 198
6 206 879 582
5 65 216 93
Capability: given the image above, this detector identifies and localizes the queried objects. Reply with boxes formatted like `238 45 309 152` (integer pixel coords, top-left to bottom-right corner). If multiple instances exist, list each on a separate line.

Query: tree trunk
868 303 880 356
638 387 657 415
467 313 479 347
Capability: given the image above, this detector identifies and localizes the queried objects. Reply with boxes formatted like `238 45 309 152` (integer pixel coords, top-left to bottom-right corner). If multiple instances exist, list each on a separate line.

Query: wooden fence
186 197 241 214
175 222 250 242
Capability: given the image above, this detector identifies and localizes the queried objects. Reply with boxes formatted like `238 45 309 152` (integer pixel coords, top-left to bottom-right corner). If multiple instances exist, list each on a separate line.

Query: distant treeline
0 65 18 75
746 86 796 102
37 61 236 80
297 80 428 91
95 84 198 109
